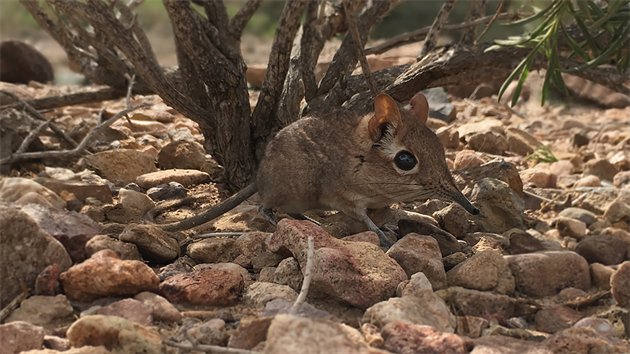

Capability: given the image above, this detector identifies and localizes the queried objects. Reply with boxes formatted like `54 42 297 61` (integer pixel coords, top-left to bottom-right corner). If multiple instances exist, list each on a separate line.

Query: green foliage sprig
487 0 630 107
526 144 559 164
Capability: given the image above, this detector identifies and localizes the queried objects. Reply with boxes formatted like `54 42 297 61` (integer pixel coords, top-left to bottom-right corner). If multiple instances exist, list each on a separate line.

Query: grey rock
475 178 525 233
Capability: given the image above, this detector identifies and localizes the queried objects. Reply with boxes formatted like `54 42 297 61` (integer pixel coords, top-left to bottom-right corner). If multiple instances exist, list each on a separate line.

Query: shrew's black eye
395 151 417 171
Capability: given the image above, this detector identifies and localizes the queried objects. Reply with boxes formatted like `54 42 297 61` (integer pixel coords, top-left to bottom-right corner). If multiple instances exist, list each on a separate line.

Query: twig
365 13 522 56
125 74 136 109
14 118 54 155
290 236 314 316
418 0 458 60
460 0 488 45
229 0 263 37
474 0 505 50
342 0 378 96
163 340 260 354
0 281 28 322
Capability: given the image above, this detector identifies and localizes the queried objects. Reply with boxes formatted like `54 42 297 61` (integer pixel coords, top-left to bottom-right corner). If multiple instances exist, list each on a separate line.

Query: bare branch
290 236 314 316
112 0 159 67
343 0 378 96
301 1 324 102
474 0 505 49
419 0 458 59
460 0 488 45
15 119 54 155
229 0 263 37
164 340 260 354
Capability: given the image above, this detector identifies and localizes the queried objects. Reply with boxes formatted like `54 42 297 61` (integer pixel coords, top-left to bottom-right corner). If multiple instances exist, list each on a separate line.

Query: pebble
188 318 229 346
0 204 72 307
386 234 446 290
187 237 239 263
363 273 456 333
471 335 552 354
0 321 46 354
382 321 467 354
454 149 486 169
196 262 251 281
557 287 587 301
273 257 303 292
95 298 151 327
398 218 460 256
82 149 157 185
158 268 243 306
613 170 630 189
135 169 211 189
505 230 545 254
66 315 163 353
0 177 66 209
506 127 542 156
467 131 508 155
446 250 515 295
146 182 187 201
556 217 587 239
557 207 597 226
583 158 619 181
157 140 207 170
227 317 273 350
60 249 159 302
474 178 525 234
505 251 591 297
455 316 489 339
85 235 142 261
38 178 113 204
267 219 407 309
603 198 630 225
611 261 630 308
134 291 182 322
590 263 614 290
5 295 74 332
34 264 61 296
119 224 179 262
534 305 583 334
543 326 630 354
574 175 602 188
575 234 627 265
236 232 284 271
433 203 470 238
242 282 298 307
439 286 520 319
117 189 154 215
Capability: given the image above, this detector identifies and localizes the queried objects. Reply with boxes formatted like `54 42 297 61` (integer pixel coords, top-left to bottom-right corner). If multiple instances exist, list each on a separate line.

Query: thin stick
343 0 378 96
0 281 28 322
474 0 505 50
14 118 54 154
290 235 314 316
163 340 260 354
418 0 458 60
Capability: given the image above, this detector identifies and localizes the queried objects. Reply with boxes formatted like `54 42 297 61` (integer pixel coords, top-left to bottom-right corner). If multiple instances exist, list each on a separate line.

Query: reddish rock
159 268 243 306
236 231 284 271
505 251 591 297
342 231 381 246
97 298 153 326
228 317 273 350
135 169 210 189
0 321 46 354
590 263 614 290
446 250 515 295
471 335 552 354
157 140 207 170
575 235 627 265
0 40 54 84
188 237 239 263
398 219 460 256
535 305 584 334
34 263 61 296
268 219 407 309
611 261 630 308
60 250 159 302
382 321 467 354
543 327 630 354
387 234 446 290
454 150 485 169
134 291 182 322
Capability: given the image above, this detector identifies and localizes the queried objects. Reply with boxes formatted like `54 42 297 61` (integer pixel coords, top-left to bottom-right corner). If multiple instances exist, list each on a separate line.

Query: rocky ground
0 39 630 354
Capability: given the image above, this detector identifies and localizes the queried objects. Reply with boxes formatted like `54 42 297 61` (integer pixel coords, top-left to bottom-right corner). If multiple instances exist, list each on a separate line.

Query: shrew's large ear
368 94 402 143
408 92 429 123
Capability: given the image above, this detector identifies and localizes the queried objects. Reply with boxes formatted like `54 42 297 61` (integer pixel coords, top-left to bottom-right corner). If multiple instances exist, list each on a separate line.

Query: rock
66 315 163 354
455 316 489 339
453 160 524 198
5 295 74 332
520 168 555 188
263 314 384 354
0 40 54 83
0 321 46 354
0 107 47 161
575 234 626 265
342 231 382 246
18 203 101 263
543 326 630 354
382 321 466 354
42 335 70 352
34 264 61 296
590 263 614 290
505 251 591 297
60 250 159 302
535 305 583 334
558 208 597 226
273 257 303 292
157 262 192 282
135 169 210 189
584 159 619 182
15 191 56 208
242 282 298 307
557 287 587 301
611 261 630 308
119 224 178 262
467 131 508 155
457 118 503 138
433 203 470 238
236 232 284 271
446 250 515 295
146 182 187 201
200 204 275 233
573 317 616 338
197 262 251 281
0 177 65 209
85 235 142 261
398 219 460 256
422 87 456 121
505 230 544 255
603 199 630 224
474 178 525 233
471 335 552 354
134 291 181 322
188 318 229 346
506 127 542 156
96 299 152 326
0 204 71 307
443 252 467 270
187 237 239 263
556 217 587 239
261 298 332 320
439 287 520 319
118 189 154 215
575 175 602 188
363 273 456 333
613 171 630 189
471 234 507 255
267 219 407 309
436 126 460 149
228 317 273 350
386 234 446 290
38 178 113 204
563 74 630 108
157 140 206 170
454 150 485 169
158 268 243 306
82 149 157 185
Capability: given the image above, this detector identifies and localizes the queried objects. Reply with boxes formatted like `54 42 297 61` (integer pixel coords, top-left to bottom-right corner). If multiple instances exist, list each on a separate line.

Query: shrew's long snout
439 180 480 215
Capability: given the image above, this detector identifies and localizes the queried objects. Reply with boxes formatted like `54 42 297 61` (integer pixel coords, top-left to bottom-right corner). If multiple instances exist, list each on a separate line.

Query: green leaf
561 24 591 62
563 25 630 73
576 0 593 21
574 16 602 56
504 0 559 27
